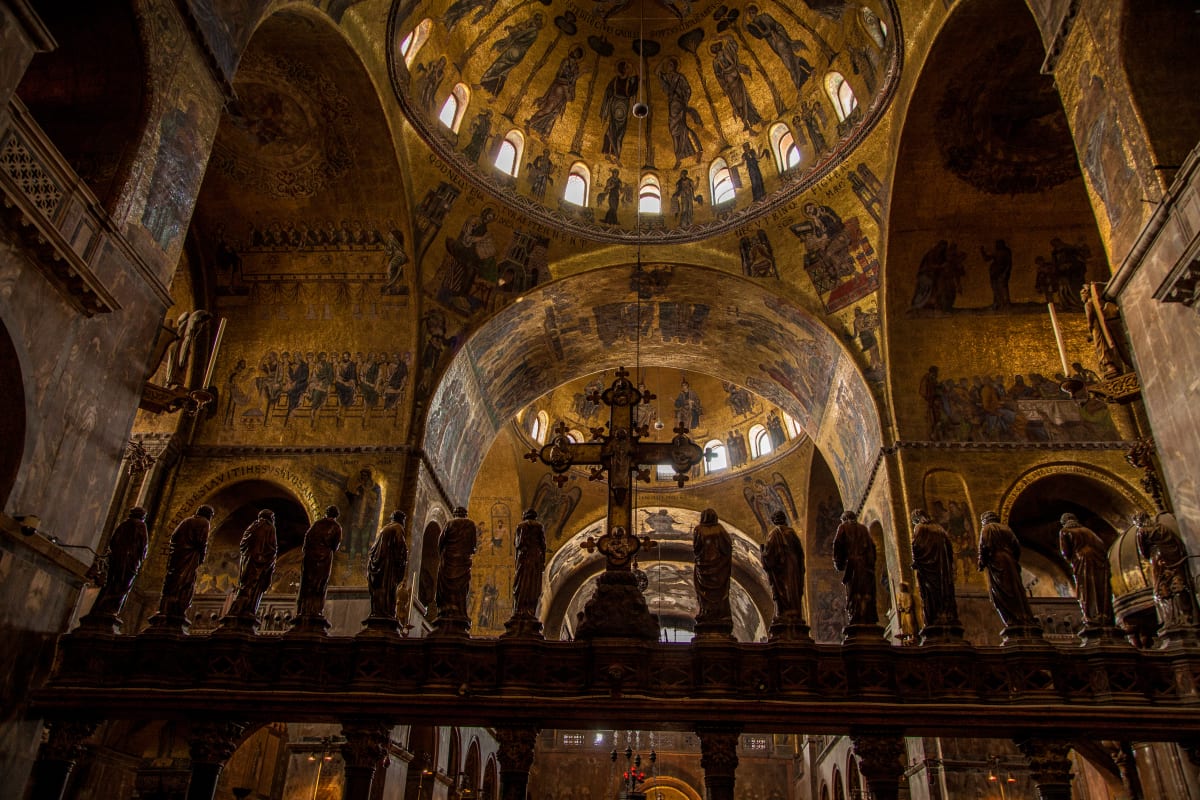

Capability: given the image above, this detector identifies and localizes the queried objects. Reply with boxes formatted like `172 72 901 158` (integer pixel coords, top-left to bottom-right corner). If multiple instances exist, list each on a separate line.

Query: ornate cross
526 366 705 571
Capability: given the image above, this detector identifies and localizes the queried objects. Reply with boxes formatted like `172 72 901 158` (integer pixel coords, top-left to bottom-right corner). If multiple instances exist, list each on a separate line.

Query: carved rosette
188 721 248 765
850 732 906 800
40 719 99 762
1015 737 1074 799
495 726 538 773
340 720 392 768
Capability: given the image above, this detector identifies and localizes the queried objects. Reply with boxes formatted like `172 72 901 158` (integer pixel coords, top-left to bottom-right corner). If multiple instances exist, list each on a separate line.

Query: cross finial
614 366 630 380
673 423 691 437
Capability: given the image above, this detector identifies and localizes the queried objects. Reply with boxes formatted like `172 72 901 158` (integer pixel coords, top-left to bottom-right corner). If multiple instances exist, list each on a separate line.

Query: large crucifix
525 366 706 639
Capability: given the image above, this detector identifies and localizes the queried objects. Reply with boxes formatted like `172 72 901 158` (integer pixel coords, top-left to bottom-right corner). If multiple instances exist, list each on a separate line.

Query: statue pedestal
1000 624 1046 646
1078 623 1129 646
142 613 189 637
430 612 471 637
575 570 659 641
694 620 735 642
919 622 965 645
287 614 330 636
75 612 123 636
768 614 812 643
501 614 544 640
212 614 259 637
357 615 403 638
1158 625 1200 649
841 623 886 644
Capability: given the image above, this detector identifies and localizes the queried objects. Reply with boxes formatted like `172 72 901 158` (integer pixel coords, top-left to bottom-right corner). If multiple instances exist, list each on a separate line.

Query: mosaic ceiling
388 0 901 242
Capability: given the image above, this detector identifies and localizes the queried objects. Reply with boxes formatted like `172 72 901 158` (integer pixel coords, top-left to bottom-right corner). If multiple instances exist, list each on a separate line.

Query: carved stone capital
696 727 741 777
849 731 906 800
188 721 247 765
1015 737 1074 800
340 720 392 769
495 726 538 773
40 719 98 762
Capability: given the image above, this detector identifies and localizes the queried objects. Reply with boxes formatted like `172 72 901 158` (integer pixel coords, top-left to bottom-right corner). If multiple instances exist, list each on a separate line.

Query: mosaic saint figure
526 148 555 200
527 46 585 137
1058 513 1115 629
741 142 769 202
658 57 703 168
444 0 492 31
479 14 544 97
293 507 343 629
909 509 961 635
225 509 278 624
693 508 733 633
745 5 814 92
1135 512 1200 631
599 169 623 225
415 56 446 114
711 38 762 132
83 507 150 625
151 505 215 628
832 510 878 627
601 61 639 161
462 109 493 163
672 170 699 227
977 511 1039 633
367 511 409 621
434 507 478 633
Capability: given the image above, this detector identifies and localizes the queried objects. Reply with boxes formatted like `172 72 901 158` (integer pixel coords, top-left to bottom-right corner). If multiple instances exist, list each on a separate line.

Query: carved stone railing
0 98 170 315
36 631 1200 740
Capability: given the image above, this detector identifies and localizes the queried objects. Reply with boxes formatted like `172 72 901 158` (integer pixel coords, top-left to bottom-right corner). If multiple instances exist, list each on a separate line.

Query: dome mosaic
388 0 901 242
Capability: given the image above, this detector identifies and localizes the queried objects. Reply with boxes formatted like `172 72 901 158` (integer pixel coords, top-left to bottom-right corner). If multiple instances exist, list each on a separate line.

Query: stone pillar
341 720 391 800
1015 737 1074 800
1113 741 1143 800
495 726 538 800
30 719 97 800
696 726 740 800
849 731 906 800
186 721 247 800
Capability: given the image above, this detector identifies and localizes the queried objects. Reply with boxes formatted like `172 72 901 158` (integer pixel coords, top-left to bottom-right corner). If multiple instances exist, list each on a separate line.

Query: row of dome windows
400 23 860 212
526 409 802 479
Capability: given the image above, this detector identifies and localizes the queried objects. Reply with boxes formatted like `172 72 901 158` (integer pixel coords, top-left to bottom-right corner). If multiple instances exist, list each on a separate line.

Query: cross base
575 571 659 641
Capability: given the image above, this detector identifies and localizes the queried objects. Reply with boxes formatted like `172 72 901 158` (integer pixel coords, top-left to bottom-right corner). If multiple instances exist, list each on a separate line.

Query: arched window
825 72 858 122
639 174 662 214
860 7 887 47
567 429 584 444
529 410 549 444
769 122 802 173
564 161 590 206
709 158 736 206
704 439 728 473
438 83 470 132
749 424 773 458
784 412 802 438
494 130 524 177
399 19 433 68
656 464 676 481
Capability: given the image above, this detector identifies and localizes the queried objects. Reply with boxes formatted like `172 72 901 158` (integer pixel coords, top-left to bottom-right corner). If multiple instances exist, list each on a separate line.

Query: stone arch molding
641 776 703 800
997 461 1151 525
423 265 883 507
166 463 322 531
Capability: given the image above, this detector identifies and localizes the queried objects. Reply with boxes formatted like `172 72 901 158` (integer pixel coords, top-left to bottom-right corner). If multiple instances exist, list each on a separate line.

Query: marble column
1015 737 1074 800
340 720 392 800
186 721 247 800
30 719 97 800
495 726 538 800
849 731 906 800
697 726 740 800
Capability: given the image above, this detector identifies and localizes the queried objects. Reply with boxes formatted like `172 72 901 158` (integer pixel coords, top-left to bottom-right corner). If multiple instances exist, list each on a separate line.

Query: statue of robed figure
361 510 410 637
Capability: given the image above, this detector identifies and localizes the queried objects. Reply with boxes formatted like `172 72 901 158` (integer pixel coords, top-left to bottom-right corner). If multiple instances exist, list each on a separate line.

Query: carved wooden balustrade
35 630 1200 741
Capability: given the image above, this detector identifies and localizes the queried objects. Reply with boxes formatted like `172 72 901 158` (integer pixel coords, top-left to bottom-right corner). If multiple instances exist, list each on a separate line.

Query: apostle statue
433 506 477 635
291 506 343 633
1058 513 1116 633
221 509 277 630
147 505 214 633
977 511 1041 639
504 509 547 638
693 508 733 637
1135 511 1200 636
364 511 409 631
910 509 962 640
832 510 879 631
760 510 808 640
80 507 150 632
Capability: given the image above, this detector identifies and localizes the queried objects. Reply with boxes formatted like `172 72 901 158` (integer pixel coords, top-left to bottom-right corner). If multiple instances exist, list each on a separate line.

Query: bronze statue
1135 511 1200 634
433 506 477 635
978 511 1040 637
910 509 962 639
148 505 214 633
761 510 807 639
504 509 547 638
693 508 733 636
222 509 277 629
832 510 878 629
1058 513 1115 630
366 510 409 624
81 507 150 631
292 506 342 633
